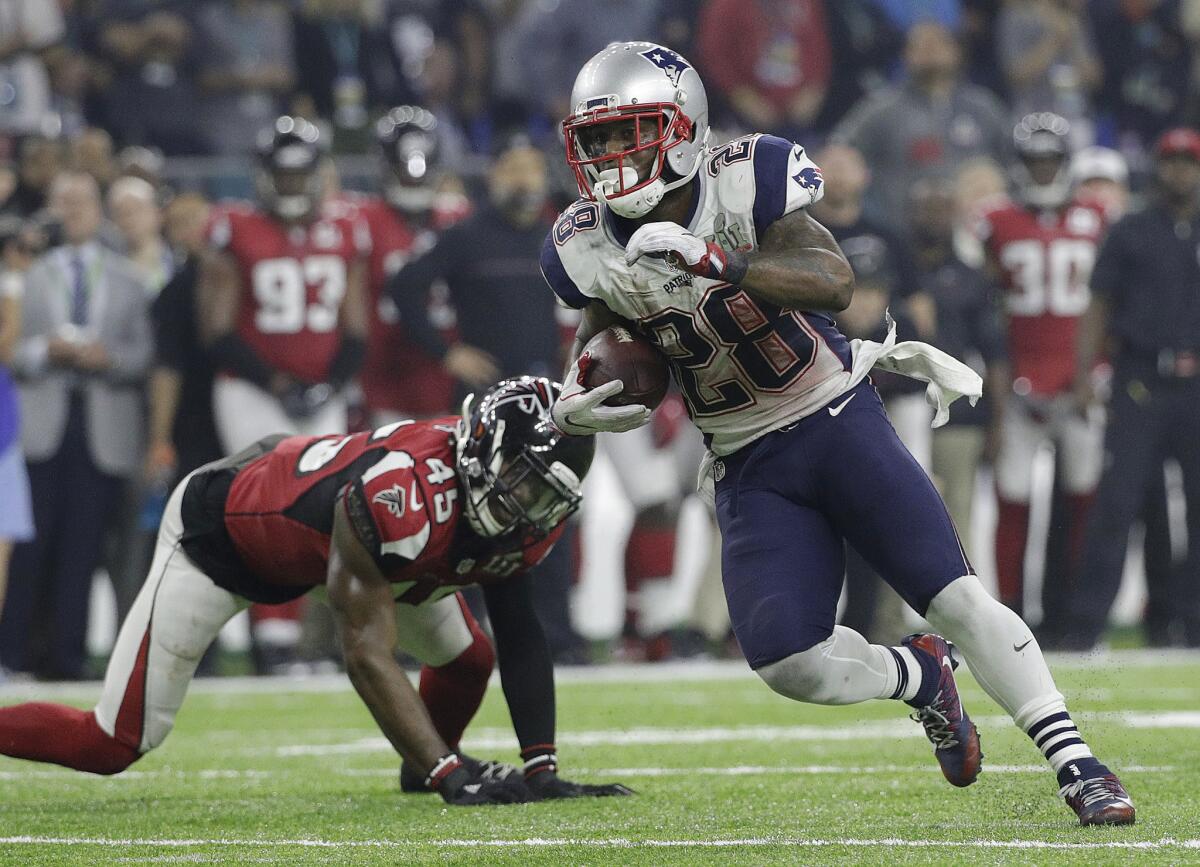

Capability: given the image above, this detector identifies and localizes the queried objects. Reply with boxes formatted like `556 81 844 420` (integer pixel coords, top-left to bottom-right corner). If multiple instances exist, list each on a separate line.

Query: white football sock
757 625 906 705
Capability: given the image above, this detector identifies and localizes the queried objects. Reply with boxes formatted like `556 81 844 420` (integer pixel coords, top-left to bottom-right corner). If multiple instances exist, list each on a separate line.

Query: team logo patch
713 460 725 482
793 166 823 192
373 485 406 518
639 47 690 86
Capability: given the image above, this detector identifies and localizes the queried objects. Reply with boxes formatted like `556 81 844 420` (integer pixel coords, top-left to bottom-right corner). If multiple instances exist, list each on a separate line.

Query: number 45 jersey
542 134 858 456
180 420 561 607
207 202 371 384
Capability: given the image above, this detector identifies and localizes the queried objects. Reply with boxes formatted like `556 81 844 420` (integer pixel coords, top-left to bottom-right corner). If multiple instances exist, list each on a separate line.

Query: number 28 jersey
207 202 370 383
541 134 854 456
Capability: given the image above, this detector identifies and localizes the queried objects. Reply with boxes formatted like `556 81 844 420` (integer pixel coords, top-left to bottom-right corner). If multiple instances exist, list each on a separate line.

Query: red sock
0 704 140 775
418 599 494 748
995 498 1030 612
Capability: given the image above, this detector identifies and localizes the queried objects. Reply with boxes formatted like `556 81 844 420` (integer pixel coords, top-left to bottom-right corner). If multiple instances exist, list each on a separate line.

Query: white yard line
0 836 1196 851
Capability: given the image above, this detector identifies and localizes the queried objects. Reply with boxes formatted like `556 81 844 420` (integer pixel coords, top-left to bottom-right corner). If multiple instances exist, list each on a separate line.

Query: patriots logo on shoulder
793 166 823 192
373 485 406 518
639 48 690 86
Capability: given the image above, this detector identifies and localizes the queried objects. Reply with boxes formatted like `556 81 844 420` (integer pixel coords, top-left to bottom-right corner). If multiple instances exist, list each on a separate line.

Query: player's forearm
485 579 556 750
1075 297 1109 383
147 367 182 447
734 247 854 312
343 644 448 774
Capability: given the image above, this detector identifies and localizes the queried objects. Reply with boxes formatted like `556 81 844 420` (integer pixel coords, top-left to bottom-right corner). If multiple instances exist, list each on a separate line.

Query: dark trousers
0 398 124 678
1070 366 1200 646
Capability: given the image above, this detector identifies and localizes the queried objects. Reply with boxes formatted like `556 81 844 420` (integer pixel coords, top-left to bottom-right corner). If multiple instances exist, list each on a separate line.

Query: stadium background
0 0 1195 675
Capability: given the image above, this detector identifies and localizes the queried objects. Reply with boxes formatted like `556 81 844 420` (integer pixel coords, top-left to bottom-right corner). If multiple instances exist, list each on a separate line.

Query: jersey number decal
553 202 600 245
424 458 458 524
643 285 818 417
706 138 753 177
1000 239 1094 316
252 255 347 334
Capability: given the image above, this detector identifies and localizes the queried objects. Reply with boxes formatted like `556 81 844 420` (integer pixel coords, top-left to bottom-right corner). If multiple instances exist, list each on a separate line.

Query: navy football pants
715 380 972 669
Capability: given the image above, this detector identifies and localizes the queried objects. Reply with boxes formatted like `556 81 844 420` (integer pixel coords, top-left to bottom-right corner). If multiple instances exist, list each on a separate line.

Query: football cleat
902 633 983 788
400 753 520 793
1059 773 1136 826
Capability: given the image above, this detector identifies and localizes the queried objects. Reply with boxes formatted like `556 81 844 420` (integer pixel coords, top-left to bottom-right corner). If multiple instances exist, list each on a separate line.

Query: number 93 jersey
542 133 857 456
207 202 370 383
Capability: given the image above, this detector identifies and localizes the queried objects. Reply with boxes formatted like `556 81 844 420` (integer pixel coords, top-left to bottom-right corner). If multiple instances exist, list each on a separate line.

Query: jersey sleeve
542 202 599 310
342 450 434 575
751 134 825 239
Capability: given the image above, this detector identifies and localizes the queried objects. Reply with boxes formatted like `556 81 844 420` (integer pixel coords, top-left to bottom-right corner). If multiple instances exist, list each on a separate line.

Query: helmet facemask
564 104 695 219
1013 113 1073 209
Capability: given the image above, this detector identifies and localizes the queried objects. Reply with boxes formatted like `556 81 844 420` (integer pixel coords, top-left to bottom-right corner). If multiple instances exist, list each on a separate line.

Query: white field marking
4 649 1199 700
0 763 1177 783
0 836 1198 851
268 710 1200 756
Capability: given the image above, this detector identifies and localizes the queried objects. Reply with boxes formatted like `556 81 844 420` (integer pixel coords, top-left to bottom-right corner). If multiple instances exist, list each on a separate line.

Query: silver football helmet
562 42 710 219
1012 112 1073 209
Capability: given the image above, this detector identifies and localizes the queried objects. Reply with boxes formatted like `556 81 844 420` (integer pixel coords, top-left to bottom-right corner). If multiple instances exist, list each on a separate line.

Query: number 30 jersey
541 133 856 456
207 202 370 383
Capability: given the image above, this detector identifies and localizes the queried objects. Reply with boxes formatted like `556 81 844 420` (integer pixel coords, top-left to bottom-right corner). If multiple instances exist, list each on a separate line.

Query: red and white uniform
977 194 1109 611
350 194 466 421
91 419 557 754
207 201 371 452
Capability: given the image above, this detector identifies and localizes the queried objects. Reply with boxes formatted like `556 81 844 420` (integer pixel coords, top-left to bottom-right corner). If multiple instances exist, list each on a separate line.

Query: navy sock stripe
1035 724 1078 749
1044 737 1086 760
887 647 908 700
1026 711 1071 740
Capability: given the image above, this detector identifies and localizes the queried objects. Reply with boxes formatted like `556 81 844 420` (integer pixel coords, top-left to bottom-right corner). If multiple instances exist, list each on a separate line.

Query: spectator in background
195 0 295 157
91 1 201 155
115 145 165 192
69 127 117 193
389 137 585 663
695 0 900 140
0 217 37 678
0 172 152 680
0 0 65 139
809 144 927 641
496 0 659 136
833 21 1012 227
108 175 172 294
1091 0 1191 150
909 175 1005 558
997 0 1100 142
1071 145 1130 216
1069 128 1200 649
0 134 61 218
952 155 1008 266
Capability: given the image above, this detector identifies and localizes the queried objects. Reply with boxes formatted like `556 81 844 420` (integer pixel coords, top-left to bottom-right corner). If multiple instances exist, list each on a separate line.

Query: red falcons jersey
207 202 370 383
221 419 560 606
978 195 1108 395
350 194 463 417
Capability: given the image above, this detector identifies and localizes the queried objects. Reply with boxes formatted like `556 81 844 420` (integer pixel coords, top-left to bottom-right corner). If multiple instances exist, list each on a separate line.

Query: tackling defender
0 377 630 806
541 42 1133 826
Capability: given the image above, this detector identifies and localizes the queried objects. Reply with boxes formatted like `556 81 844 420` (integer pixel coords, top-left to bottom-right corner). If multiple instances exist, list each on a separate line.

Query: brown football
579 325 671 410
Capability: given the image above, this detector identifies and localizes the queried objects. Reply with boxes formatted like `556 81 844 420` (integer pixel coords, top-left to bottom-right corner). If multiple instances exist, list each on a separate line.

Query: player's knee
81 712 143 775
925 574 1002 637
756 644 837 705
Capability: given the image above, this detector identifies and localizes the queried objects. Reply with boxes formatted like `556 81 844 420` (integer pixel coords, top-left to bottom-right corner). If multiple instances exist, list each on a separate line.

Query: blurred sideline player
198 116 370 671
0 377 630 805
542 43 1134 825
976 113 1107 620
350 106 471 427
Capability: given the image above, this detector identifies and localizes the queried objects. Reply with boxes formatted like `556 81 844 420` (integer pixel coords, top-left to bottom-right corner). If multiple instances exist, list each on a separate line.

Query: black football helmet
455 377 594 540
1013 112 1073 209
376 105 441 215
256 115 324 221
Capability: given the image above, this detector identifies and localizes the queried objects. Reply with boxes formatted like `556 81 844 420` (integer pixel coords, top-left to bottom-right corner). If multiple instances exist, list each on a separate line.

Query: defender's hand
430 755 533 806
525 770 635 800
625 222 737 281
551 355 650 435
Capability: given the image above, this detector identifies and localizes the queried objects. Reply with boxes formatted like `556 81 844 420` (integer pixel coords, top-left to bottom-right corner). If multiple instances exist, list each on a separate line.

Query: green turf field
1 652 1198 865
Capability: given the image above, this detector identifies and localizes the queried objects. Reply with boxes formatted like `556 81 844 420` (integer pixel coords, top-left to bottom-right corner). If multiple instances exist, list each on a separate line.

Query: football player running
0 377 632 806
542 42 1133 826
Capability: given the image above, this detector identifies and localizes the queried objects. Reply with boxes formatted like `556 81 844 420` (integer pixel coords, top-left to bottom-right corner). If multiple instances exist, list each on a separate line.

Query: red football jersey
351 194 458 417
207 201 370 383
222 419 560 606
979 195 1108 395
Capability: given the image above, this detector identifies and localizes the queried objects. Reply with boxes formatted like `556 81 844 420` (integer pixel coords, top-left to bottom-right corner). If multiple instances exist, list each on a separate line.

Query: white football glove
624 222 708 268
551 356 652 436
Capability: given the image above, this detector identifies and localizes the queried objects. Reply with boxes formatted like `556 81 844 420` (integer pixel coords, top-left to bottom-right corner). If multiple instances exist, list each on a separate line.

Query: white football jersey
542 133 860 456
